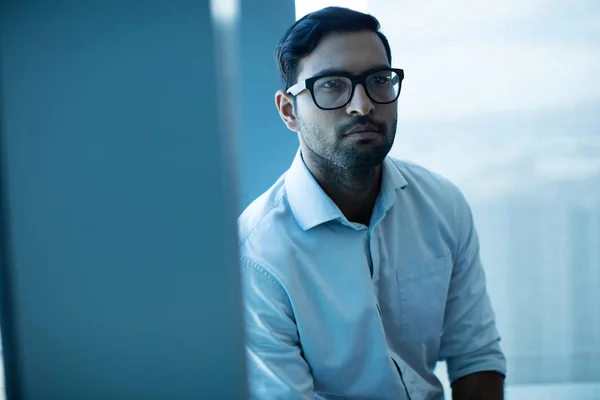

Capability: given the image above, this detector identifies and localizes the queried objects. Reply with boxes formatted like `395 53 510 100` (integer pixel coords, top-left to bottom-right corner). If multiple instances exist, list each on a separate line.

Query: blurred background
1 0 599 399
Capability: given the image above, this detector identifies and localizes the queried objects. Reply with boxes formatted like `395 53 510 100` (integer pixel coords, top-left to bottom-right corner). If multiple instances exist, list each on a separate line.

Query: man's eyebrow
312 67 351 77
311 64 391 78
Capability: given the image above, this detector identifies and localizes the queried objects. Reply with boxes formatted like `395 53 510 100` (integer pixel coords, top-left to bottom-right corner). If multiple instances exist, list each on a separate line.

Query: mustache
336 116 388 136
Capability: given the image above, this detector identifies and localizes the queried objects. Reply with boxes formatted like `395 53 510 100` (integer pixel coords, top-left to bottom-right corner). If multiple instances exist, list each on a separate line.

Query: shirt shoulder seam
239 187 287 247
241 255 287 296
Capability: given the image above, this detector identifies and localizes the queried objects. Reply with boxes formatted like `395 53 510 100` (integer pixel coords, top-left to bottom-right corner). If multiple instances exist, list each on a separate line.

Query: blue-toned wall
237 0 298 211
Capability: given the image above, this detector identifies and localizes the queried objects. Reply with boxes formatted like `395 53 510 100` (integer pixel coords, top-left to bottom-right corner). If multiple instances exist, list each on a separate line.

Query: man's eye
321 80 346 89
373 76 391 85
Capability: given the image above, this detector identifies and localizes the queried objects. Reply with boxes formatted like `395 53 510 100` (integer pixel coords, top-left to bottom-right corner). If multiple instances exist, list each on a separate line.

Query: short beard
298 114 396 170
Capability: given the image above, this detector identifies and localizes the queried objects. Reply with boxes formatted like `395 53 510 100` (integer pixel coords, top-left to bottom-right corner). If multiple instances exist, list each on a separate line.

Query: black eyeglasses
287 67 404 110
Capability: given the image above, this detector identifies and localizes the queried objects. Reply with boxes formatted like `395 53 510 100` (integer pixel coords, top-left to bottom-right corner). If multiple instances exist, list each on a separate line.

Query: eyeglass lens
312 70 400 109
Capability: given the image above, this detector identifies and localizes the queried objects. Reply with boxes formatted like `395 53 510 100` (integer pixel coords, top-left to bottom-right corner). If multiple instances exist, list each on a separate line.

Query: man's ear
275 90 300 132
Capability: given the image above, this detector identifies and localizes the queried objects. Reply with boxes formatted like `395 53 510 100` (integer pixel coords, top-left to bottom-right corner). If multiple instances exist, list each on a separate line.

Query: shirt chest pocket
396 253 453 341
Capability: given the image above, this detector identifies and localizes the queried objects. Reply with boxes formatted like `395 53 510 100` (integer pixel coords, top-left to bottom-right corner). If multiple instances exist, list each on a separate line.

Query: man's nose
346 84 375 116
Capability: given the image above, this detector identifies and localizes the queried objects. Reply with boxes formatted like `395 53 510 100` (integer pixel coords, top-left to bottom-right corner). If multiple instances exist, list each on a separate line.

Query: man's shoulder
387 156 462 197
237 174 293 247
237 173 303 283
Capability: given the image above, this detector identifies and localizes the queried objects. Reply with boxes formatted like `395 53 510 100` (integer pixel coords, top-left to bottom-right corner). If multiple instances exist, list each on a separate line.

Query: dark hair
274 7 392 92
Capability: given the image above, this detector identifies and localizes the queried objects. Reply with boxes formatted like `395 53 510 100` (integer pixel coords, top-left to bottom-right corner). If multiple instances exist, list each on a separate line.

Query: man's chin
341 145 392 169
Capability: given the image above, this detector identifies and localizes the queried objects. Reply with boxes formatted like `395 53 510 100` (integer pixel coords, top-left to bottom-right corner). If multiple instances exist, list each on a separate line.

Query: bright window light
210 0 238 24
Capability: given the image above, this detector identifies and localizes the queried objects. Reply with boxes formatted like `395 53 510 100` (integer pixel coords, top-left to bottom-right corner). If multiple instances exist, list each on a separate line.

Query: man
238 6 506 400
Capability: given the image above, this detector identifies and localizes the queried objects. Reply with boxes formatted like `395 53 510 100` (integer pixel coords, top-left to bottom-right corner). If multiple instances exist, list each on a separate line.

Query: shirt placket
369 226 382 311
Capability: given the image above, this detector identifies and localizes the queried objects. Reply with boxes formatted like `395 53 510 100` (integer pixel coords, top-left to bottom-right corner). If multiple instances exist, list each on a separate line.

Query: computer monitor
0 2 247 399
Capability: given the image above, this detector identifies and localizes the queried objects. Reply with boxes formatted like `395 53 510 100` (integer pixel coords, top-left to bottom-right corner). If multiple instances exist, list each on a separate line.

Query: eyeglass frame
286 67 404 111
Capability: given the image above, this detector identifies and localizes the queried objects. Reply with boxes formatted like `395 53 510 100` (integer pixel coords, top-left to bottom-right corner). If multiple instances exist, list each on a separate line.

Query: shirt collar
285 150 341 231
285 149 408 231
379 155 409 212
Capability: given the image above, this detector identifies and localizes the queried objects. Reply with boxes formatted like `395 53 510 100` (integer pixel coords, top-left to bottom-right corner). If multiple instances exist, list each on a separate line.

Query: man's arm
439 188 507 400
451 371 505 400
241 256 314 400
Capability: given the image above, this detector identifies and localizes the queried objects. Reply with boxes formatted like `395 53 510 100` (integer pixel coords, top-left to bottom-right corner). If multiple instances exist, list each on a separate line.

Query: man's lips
344 124 382 139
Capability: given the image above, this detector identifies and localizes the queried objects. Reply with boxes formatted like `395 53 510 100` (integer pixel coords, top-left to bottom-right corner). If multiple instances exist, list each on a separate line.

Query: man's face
293 31 398 169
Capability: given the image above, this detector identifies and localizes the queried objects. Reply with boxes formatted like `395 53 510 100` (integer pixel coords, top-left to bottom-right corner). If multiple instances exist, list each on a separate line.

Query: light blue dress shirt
238 150 506 400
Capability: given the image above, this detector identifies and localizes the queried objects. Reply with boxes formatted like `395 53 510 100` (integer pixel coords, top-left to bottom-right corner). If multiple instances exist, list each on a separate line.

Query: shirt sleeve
241 256 315 400
439 189 507 383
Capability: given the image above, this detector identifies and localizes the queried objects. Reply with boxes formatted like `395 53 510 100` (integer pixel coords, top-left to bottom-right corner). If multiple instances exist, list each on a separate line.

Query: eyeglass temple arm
286 80 306 96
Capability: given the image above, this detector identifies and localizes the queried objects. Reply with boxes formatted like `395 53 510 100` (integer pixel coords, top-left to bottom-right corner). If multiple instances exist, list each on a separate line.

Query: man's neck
302 152 382 226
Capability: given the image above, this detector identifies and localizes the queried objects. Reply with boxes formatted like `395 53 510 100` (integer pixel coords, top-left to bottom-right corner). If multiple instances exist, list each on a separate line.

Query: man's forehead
297 30 389 79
